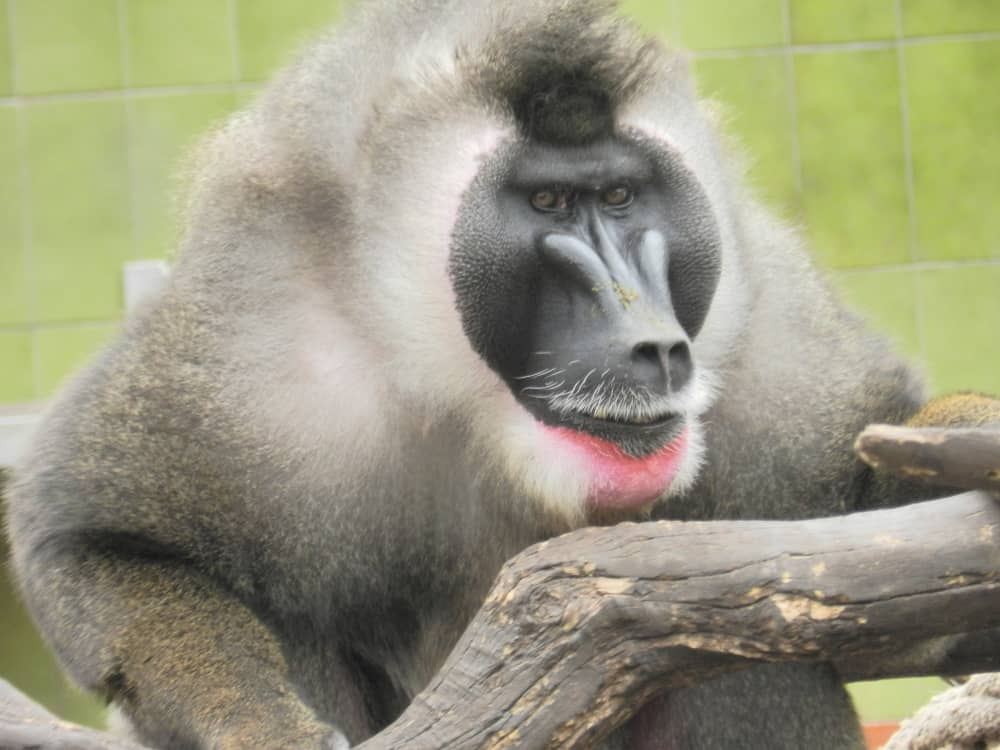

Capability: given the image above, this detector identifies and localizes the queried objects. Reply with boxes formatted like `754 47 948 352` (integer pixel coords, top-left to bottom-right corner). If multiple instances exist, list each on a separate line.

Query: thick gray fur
7 1 928 748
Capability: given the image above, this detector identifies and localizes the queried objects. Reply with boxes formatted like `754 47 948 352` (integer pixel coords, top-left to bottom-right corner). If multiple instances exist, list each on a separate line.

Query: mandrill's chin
540 424 689 513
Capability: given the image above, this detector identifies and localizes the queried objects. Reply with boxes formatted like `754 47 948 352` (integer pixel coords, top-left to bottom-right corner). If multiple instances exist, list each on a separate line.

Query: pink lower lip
542 424 689 511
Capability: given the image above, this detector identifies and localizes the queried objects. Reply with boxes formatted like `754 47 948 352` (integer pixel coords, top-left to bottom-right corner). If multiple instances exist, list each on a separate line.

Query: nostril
629 342 665 392
629 340 693 395
631 342 660 366
667 341 692 392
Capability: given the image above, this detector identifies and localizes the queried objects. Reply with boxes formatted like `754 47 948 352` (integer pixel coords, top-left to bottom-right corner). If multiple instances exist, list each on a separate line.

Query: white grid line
117 0 142 262
6 0 41 399
0 30 996 107
0 81 260 107
670 0 682 47
4 252 995 339
0 319 124 335
6 0 18 93
781 0 803 200
228 0 242 82
691 30 1000 58
117 0 131 89
894 0 928 366
894 5 919 264
835 257 1000 275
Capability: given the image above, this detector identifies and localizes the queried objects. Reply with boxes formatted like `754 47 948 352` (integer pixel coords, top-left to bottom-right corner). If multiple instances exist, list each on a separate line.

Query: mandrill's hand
855 392 1000 497
901 392 1000 431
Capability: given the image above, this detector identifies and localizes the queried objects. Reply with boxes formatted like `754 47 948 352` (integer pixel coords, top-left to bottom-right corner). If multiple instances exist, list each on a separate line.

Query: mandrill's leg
13 544 361 750
611 663 865 750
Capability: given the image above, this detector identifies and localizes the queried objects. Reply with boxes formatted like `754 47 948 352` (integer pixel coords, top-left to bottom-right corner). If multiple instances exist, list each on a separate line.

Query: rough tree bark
2 424 999 750
855 424 1000 494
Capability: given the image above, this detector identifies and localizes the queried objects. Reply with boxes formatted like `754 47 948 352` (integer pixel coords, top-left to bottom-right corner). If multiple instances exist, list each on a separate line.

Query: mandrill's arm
903 392 1000 430
14 547 348 750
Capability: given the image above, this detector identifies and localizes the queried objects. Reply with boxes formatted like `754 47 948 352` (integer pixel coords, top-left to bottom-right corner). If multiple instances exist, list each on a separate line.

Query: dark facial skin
450 135 722 455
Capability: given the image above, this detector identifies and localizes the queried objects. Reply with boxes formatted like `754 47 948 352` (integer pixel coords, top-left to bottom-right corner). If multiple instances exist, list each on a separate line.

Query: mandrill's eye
531 190 557 210
530 189 573 212
602 185 634 208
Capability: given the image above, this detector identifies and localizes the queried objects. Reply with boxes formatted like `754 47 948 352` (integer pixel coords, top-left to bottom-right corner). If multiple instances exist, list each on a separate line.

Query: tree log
3 423 999 749
0 679 143 750
360 490 1000 750
856 424 1000 494
2 491 998 750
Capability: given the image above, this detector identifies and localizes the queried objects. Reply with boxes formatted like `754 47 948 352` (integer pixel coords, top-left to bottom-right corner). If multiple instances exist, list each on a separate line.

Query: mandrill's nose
628 338 693 396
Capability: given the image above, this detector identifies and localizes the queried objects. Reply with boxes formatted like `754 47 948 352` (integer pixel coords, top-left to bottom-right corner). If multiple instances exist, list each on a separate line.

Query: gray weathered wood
3 422 998 750
357 490 1000 750
0 679 143 750
856 424 1000 494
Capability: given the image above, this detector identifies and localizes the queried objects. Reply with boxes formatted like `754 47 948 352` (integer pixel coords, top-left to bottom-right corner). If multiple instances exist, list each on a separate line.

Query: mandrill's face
446 127 724 519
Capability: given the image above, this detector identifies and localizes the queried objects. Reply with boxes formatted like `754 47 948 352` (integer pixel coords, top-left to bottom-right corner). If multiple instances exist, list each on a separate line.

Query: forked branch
2 425 999 750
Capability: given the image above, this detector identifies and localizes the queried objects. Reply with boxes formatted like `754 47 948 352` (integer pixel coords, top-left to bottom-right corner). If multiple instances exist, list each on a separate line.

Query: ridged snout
538 229 693 396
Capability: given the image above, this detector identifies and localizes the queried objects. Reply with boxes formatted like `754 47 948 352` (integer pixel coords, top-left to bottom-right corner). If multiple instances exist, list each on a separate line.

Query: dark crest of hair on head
468 1 660 146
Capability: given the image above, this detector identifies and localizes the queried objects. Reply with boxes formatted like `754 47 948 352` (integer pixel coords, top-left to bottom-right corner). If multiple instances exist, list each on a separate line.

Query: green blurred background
1 0 998 733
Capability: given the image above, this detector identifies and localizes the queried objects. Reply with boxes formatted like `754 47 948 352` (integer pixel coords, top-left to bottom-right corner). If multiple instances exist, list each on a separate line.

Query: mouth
508 376 694 511
511 377 692 510
567 407 679 429
532 403 685 457
539 420 690 512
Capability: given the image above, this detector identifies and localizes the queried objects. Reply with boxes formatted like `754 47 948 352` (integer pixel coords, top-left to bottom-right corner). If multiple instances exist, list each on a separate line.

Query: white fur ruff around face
348 101 735 526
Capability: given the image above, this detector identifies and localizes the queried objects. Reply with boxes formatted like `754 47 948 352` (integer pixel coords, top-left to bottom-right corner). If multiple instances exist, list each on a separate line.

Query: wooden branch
358 490 1000 750
856 424 1000 494
0 679 143 750
3 424 998 750
10 492 996 750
